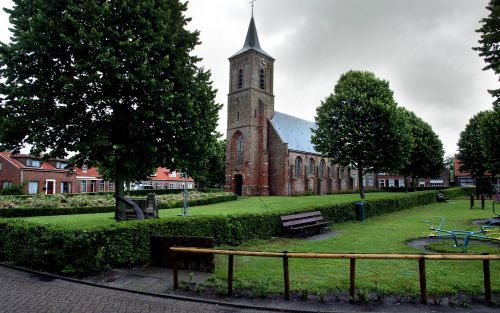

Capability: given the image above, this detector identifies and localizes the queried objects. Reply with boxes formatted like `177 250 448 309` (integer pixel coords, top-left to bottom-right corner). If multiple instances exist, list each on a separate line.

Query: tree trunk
413 176 417 192
114 156 126 221
358 166 365 199
404 176 409 193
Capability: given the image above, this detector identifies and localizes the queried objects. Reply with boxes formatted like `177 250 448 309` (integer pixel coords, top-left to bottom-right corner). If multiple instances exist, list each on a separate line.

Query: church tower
224 16 274 196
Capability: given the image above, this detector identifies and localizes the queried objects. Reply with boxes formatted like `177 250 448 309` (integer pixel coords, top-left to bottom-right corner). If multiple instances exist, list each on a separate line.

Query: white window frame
80 180 87 193
60 182 72 193
27 159 41 168
168 171 177 178
2 181 12 189
45 179 56 195
28 181 39 194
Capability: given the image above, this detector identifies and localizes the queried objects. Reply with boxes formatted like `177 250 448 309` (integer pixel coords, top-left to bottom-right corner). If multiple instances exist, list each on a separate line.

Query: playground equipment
421 217 499 251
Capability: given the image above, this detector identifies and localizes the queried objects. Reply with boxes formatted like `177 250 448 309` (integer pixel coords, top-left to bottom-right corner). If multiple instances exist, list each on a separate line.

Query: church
224 16 354 196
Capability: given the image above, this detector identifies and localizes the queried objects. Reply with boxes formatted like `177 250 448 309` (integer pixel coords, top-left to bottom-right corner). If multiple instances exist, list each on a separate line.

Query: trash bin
355 202 365 221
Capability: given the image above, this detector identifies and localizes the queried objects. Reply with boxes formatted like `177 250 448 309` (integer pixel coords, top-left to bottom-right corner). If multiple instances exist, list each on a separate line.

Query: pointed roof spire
231 16 273 59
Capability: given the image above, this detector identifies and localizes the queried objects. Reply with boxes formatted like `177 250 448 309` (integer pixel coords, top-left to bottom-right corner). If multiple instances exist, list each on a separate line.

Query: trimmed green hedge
0 188 466 275
0 194 236 218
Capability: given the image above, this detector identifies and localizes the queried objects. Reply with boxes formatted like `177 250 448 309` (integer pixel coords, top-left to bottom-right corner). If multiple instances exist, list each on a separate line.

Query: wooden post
418 257 427 304
350 258 356 301
483 254 491 303
481 194 485 210
228 254 234 296
283 251 290 300
470 194 474 209
172 250 178 290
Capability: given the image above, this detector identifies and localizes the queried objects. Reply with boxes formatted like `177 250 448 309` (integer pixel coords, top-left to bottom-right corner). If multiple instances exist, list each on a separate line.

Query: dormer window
169 171 177 178
259 69 265 89
26 159 41 168
82 165 88 173
238 69 243 89
56 161 68 169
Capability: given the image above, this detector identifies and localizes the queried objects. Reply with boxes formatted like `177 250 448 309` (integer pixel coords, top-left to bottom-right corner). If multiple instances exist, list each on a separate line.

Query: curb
0 263 346 313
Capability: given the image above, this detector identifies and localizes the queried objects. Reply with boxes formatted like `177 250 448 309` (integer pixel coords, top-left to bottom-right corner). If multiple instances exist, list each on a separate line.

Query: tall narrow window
236 136 244 165
319 160 325 178
308 158 315 175
294 157 302 178
238 69 243 89
259 69 265 89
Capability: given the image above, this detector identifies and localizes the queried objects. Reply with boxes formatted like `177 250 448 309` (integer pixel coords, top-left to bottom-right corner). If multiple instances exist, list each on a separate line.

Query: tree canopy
312 70 411 198
0 0 221 219
457 111 490 177
474 0 500 108
478 109 500 176
190 137 226 188
398 108 444 187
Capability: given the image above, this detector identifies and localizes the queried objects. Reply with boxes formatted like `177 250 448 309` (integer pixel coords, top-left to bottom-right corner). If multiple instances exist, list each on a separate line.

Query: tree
0 0 221 220
478 109 500 176
398 108 444 191
444 154 456 185
312 70 411 199
474 0 500 108
457 112 490 178
190 137 226 188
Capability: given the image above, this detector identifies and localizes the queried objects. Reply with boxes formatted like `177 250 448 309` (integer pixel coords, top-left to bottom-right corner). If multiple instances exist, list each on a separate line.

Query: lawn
212 199 500 296
21 192 402 229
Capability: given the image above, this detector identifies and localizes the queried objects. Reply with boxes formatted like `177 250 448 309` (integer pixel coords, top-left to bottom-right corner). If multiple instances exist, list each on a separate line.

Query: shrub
0 188 467 275
0 184 24 195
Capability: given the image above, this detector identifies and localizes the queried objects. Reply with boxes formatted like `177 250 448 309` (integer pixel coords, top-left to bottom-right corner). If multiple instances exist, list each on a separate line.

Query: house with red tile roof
140 167 195 190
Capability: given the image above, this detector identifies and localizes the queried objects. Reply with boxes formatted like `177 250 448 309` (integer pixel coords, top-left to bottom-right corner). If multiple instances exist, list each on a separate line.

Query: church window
254 109 257 118
233 133 244 166
259 69 265 89
294 157 302 178
319 160 325 178
308 158 315 175
238 69 243 89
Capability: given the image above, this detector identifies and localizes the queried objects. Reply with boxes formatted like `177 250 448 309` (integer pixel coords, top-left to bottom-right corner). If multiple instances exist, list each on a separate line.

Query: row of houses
0 152 194 195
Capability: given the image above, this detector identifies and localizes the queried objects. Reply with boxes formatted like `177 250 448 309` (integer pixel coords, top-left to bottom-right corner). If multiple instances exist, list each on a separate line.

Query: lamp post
182 171 189 216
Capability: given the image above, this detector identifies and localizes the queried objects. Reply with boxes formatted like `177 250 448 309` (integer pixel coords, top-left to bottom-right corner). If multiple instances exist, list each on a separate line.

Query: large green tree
457 112 490 178
190 137 226 188
398 108 444 190
478 109 500 176
0 0 221 220
312 70 411 199
474 0 500 108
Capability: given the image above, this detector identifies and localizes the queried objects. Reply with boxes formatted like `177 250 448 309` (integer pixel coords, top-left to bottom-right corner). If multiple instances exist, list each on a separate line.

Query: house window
169 183 175 189
26 159 41 168
28 181 38 194
2 181 11 189
379 180 385 188
56 161 68 169
169 171 177 178
238 69 243 89
308 158 315 175
108 182 114 191
259 69 265 89
99 181 105 192
80 180 87 193
61 182 72 193
187 184 193 189
82 165 88 173
155 182 163 189
352 174 358 187
294 157 302 178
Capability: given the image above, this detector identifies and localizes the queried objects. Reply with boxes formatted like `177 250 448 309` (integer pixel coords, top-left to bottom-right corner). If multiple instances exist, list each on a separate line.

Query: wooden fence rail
169 247 499 304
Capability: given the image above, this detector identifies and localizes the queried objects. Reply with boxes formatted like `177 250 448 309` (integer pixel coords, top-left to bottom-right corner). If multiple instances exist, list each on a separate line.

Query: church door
234 174 243 196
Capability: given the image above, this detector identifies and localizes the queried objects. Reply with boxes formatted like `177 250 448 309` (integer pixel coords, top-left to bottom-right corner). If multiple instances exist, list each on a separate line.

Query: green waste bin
355 202 365 221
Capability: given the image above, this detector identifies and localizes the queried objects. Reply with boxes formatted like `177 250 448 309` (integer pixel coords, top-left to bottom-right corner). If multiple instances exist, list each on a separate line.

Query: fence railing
169 247 499 304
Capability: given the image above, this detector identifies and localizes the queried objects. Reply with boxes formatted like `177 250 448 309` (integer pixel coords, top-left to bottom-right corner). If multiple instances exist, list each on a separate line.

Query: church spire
231 16 273 59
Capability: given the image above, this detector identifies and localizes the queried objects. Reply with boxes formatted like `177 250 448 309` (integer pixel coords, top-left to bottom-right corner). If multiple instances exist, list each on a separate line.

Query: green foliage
312 70 411 198
0 189 468 275
0 0 221 219
0 184 24 195
474 0 500 108
190 138 226 188
478 109 500 175
398 108 444 181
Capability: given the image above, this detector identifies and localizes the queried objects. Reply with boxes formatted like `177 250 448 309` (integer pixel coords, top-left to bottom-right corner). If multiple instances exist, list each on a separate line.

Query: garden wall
0 188 470 276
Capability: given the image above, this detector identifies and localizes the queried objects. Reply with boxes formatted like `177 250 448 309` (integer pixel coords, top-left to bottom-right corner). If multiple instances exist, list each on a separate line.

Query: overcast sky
0 0 497 157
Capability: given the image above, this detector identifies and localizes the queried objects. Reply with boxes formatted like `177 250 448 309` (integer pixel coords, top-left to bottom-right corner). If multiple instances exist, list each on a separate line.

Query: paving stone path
0 266 266 313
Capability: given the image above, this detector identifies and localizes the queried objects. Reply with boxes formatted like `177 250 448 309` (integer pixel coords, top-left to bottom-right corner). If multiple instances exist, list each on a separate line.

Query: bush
381 186 451 192
0 188 467 275
0 184 24 195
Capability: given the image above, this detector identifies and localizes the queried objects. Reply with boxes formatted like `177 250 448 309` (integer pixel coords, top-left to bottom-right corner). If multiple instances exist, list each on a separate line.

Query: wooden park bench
436 191 448 203
280 211 329 236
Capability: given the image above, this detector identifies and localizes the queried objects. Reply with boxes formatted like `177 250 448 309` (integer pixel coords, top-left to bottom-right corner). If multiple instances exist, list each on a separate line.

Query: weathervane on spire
250 0 255 16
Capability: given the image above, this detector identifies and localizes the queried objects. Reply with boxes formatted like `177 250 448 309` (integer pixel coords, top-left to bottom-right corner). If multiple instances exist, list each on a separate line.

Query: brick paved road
0 266 267 313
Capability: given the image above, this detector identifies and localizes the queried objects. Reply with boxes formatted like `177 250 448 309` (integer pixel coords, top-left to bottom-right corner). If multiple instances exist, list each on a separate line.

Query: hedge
0 194 236 218
0 188 466 276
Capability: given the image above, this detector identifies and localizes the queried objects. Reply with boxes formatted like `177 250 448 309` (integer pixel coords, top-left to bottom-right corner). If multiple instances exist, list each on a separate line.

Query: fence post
350 258 356 302
481 194 485 209
482 254 491 303
418 257 427 304
283 251 290 300
470 194 474 209
228 254 234 296
172 249 178 290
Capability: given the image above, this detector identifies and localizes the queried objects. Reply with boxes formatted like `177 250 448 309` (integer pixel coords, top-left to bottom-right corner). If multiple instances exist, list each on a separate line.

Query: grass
214 200 499 295
20 192 402 229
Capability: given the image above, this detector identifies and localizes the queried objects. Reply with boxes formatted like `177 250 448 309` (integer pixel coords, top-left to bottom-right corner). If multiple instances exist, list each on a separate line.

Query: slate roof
231 17 273 59
270 112 318 154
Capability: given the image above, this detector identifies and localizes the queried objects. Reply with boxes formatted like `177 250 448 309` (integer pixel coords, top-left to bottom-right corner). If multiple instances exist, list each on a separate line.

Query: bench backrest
281 211 324 227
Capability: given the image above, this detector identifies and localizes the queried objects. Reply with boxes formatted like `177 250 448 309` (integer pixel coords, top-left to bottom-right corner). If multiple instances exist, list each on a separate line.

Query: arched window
232 132 244 166
294 157 302 178
259 69 265 89
238 69 243 89
319 160 325 178
308 158 315 175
